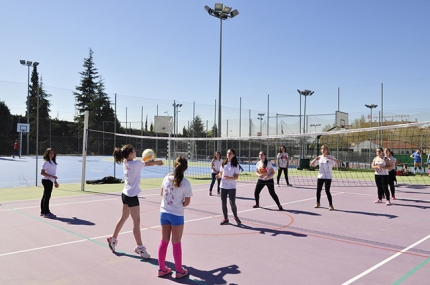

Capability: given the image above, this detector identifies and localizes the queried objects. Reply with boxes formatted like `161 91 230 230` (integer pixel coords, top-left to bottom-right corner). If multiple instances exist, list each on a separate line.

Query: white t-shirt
161 175 193 216
277 153 289 168
122 160 146 197
220 162 241 189
212 159 222 173
374 157 389 175
314 155 337 179
41 160 57 182
256 160 275 180
388 156 396 171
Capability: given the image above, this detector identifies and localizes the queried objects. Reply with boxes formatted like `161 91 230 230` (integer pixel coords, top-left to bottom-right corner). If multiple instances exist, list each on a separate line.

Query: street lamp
297 89 314 134
257 113 265 135
204 3 239 139
20 60 39 155
310 123 321 133
365 104 378 166
172 101 182 137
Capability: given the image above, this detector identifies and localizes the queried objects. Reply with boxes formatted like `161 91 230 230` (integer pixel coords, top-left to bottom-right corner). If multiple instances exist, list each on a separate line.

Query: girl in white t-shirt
310 144 339 211
158 156 192 279
107 144 163 259
254 151 283 210
384 148 397 200
40 148 59 218
372 147 391 205
276 145 292 187
209 151 222 196
216 149 241 225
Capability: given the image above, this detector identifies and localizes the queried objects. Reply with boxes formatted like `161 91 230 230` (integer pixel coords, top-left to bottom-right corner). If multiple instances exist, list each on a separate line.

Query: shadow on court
333 209 398 219
54 216 96 225
232 223 307 237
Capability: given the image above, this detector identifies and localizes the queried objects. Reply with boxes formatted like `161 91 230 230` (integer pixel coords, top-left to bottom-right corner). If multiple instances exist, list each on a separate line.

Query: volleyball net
88 121 430 187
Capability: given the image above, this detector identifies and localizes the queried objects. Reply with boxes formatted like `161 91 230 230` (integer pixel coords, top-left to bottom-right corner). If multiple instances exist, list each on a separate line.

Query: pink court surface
1 181 430 284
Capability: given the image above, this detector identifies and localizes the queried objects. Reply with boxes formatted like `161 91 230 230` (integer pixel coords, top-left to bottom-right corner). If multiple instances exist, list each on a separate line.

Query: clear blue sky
1 0 429 134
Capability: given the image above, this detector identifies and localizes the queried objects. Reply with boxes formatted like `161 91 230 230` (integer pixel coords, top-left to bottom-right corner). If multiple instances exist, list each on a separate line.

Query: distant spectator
428 153 430 177
12 140 20 158
402 164 409 176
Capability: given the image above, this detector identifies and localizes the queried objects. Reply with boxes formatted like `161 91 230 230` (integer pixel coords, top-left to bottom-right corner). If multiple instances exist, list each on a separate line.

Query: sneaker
44 213 56 219
158 267 172 277
209 191 212 196
175 268 189 279
220 219 229 225
392 196 396 200
277 184 280 187
287 184 293 187
314 203 320 208
134 245 150 259
374 199 382 203
278 205 283 211
252 204 260 208
107 236 117 252
328 205 334 211
234 217 242 225
386 201 391 206
217 192 220 196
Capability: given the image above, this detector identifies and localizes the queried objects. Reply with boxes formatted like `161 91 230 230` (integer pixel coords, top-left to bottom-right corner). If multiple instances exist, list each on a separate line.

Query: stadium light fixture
204 3 239 143
20 59 39 156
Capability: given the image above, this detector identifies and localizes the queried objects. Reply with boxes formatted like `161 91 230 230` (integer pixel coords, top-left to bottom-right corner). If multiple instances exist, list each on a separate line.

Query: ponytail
173 156 188 187
113 144 134 164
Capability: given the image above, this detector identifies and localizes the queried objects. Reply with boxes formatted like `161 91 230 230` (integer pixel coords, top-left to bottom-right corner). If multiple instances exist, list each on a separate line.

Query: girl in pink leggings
158 157 193 279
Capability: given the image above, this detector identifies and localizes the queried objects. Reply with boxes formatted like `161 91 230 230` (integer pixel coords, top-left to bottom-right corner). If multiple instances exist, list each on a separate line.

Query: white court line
0 191 337 257
342 233 430 285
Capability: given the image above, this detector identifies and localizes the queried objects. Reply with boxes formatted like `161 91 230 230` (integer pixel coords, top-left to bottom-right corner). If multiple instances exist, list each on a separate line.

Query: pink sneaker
386 201 391 206
392 196 396 200
374 199 382 203
175 269 189 279
158 267 172 277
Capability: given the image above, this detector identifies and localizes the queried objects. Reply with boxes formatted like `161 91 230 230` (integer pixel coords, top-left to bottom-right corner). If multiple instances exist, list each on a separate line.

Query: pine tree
188 115 206 137
72 49 120 153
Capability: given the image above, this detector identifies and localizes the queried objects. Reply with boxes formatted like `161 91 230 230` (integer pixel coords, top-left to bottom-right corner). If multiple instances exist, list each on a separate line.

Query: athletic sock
172 242 183 272
158 240 169 270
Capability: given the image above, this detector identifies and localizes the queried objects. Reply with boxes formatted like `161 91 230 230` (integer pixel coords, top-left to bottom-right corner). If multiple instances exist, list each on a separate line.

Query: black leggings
388 170 396 197
41 179 53 214
277 167 290 185
375 175 390 200
220 188 238 220
316 179 333 205
254 179 281 206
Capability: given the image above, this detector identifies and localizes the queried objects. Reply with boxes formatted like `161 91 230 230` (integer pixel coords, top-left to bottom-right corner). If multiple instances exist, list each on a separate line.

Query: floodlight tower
204 3 239 141
20 60 39 155
365 104 378 166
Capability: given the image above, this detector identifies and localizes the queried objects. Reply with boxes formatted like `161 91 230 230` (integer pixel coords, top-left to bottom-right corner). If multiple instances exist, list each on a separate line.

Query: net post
81 110 89 191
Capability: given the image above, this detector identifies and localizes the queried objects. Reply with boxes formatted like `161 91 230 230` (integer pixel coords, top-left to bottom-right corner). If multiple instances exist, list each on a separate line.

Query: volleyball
142 149 156 162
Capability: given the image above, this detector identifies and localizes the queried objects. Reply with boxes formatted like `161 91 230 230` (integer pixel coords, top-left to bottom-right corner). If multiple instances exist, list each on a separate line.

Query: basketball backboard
154 116 173 134
17 123 30 133
335 111 348 128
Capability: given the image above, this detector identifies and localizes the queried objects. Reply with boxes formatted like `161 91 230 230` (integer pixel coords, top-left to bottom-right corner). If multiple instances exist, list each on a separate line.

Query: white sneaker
107 236 117 252
134 245 150 259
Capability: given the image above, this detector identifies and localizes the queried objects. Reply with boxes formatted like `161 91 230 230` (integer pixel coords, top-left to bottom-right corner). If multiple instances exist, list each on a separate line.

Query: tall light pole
172 101 182 137
310 123 321 133
257 113 265 135
20 60 39 155
297 89 314 134
365 104 378 166
204 3 239 140
257 113 264 150
297 89 314 158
